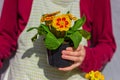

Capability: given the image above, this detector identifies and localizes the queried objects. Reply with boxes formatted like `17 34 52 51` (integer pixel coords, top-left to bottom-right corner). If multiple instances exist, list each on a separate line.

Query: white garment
1 0 87 80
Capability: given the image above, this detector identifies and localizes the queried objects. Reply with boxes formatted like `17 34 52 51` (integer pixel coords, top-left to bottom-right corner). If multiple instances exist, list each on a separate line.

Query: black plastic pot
47 43 74 68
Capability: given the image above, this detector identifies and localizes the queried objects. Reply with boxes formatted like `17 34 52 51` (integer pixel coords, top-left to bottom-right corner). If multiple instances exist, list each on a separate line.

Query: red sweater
0 0 116 72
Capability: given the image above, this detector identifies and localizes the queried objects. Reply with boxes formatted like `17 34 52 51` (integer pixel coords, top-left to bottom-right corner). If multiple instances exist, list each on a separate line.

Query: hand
58 45 86 71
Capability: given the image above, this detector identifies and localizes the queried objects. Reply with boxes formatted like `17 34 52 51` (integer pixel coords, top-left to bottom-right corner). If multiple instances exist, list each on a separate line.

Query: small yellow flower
67 13 77 20
89 71 95 78
40 16 54 22
85 73 90 79
52 14 71 31
85 71 105 80
94 71 101 78
101 75 105 80
40 11 60 22
44 16 54 21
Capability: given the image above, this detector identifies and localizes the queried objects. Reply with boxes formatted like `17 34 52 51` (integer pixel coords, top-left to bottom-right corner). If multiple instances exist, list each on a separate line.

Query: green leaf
33 24 50 36
44 32 64 50
31 33 38 42
71 15 86 31
79 30 91 40
40 24 50 33
37 26 47 35
68 31 82 48
27 27 38 32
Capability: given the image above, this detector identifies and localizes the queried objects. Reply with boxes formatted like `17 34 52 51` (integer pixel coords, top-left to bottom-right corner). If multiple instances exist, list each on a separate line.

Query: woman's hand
58 45 86 71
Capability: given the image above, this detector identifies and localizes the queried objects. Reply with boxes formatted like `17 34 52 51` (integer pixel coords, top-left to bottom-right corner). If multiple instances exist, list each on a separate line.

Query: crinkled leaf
40 24 50 33
79 30 91 40
71 16 86 31
68 31 82 48
37 26 47 35
44 32 64 50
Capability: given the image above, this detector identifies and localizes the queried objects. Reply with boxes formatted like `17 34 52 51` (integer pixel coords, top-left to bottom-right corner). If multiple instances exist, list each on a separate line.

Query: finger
58 62 80 71
76 45 83 51
62 46 85 57
78 46 86 57
66 47 73 51
62 54 81 62
62 50 71 55
74 46 86 57
62 49 82 57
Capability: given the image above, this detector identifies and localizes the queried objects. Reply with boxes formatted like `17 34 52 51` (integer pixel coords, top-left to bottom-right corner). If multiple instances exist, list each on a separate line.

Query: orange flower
52 14 71 31
41 16 54 22
67 13 77 20
40 11 60 22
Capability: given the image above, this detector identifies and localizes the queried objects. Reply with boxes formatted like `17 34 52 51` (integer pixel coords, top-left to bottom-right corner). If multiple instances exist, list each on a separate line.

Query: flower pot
47 43 74 68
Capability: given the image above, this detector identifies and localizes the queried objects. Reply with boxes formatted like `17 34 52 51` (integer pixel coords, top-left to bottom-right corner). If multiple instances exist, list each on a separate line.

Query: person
0 0 116 80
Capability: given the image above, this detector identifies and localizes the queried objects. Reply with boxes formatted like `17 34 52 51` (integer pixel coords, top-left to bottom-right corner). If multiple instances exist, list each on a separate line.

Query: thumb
76 45 83 51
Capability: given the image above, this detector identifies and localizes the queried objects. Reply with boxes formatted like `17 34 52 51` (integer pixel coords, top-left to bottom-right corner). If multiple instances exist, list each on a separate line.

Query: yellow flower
67 13 77 20
85 71 105 80
52 14 71 31
101 75 105 80
89 71 96 79
85 73 90 79
94 71 105 80
94 71 101 78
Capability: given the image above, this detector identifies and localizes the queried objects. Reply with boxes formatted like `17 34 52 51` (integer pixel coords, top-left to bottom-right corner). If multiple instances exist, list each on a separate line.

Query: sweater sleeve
79 0 116 72
0 0 18 67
